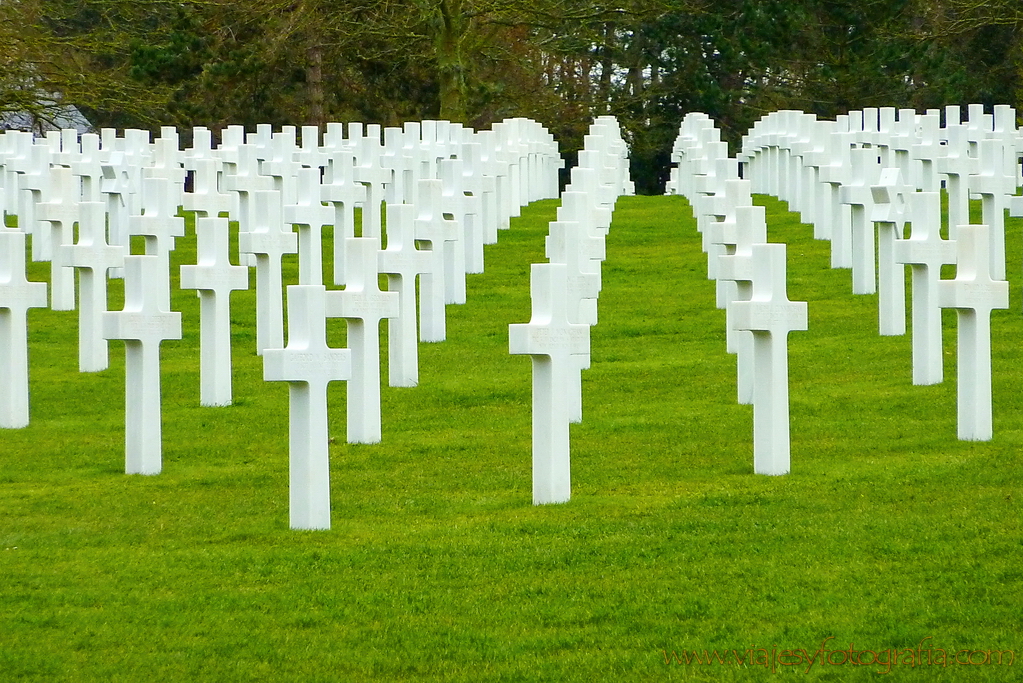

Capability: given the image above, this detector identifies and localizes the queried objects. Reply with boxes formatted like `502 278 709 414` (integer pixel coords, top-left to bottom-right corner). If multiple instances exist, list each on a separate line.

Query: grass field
2 193 1021 681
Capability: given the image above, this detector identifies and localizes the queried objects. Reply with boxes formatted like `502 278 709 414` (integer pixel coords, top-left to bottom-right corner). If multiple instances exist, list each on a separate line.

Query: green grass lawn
2 194 1021 681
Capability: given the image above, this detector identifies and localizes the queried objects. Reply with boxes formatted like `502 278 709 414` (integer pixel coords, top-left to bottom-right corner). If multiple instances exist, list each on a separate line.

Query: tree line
4 0 1021 192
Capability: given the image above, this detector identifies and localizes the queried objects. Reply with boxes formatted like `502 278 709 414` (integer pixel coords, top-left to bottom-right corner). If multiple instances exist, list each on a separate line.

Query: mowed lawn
1 193 1021 682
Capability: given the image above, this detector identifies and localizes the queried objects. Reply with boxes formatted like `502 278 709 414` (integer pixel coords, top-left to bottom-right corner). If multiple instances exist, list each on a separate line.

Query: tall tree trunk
597 21 616 113
436 0 467 122
308 42 324 129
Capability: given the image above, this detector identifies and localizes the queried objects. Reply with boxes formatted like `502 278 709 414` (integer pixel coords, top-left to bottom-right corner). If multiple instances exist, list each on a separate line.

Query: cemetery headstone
284 166 333 286
509 262 591 505
378 202 433 388
729 242 807 475
0 231 48 428
238 189 298 355
893 191 956 385
103 255 182 475
414 179 459 343
938 223 1009 441
324 236 399 444
180 216 250 406
35 165 79 310
264 284 352 530
60 201 125 372
870 166 911 336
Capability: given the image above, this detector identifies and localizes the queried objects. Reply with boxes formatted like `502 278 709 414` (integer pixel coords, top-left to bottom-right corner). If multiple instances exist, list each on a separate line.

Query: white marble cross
263 128 301 207
438 158 467 305
413 179 459 343
34 165 79 310
223 143 275 241
18 143 54 263
238 189 298 355
264 284 352 530
729 242 807 475
71 133 104 202
545 216 602 424
893 191 956 385
870 166 911 336
566 167 613 234
380 126 412 205
936 123 973 240
700 178 753 308
717 204 769 406
839 146 881 294
284 166 333 285
0 231 48 428
911 111 942 191
103 255 182 475
321 149 367 286
509 262 590 505
101 151 135 277
816 122 853 268
296 125 329 171
457 140 487 273
61 201 125 372
969 138 1013 281
477 130 512 232
378 202 433 388
557 188 612 244
353 124 390 241
545 218 603 326
938 223 1009 441
180 216 250 406
182 157 234 219
128 176 185 308
324 236 399 444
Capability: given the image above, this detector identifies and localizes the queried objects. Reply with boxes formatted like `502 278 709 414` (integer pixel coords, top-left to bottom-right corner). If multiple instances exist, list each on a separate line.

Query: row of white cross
670 104 1013 451
0 118 562 481
0 114 639 529
670 114 809 475
509 116 634 504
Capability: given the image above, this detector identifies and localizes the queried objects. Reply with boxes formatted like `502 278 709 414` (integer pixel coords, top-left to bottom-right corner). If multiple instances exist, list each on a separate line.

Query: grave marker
180 216 250 406
60 201 125 371
717 204 769 406
378 202 433 388
35 165 79 310
325 236 399 444
839 146 881 294
730 243 807 475
414 179 459 342
509 262 590 505
0 231 48 428
128 176 185 308
264 285 352 530
239 189 298 354
103 255 182 475
321 149 366 285
284 166 333 285
893 191 956 385
938 223 1009 441
870 166 911 336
